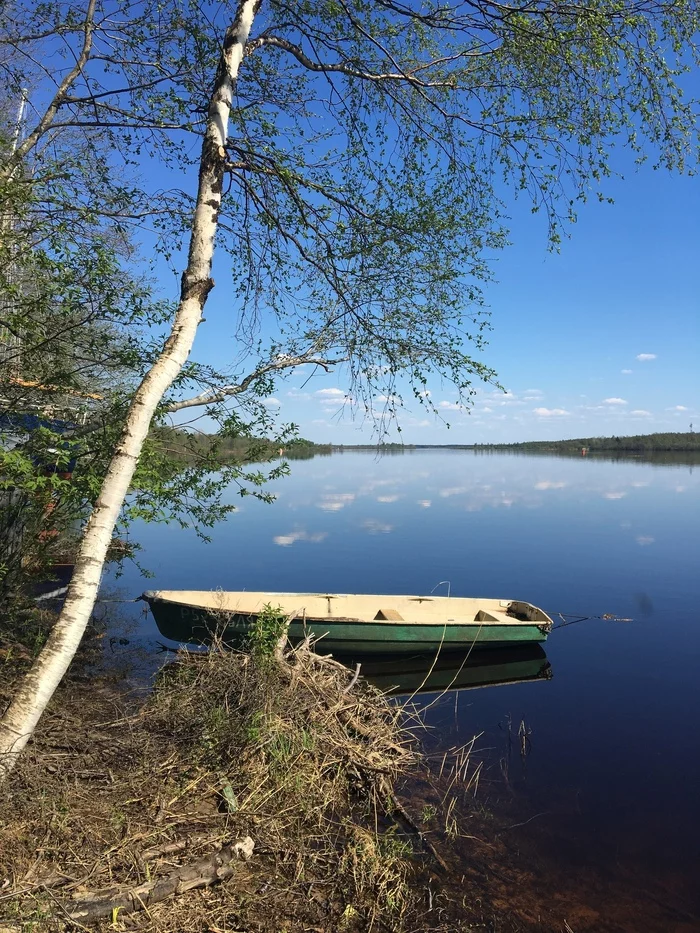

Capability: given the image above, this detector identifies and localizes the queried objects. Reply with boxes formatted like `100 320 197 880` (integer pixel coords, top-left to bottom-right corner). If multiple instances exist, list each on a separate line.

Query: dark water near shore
106 449 700 929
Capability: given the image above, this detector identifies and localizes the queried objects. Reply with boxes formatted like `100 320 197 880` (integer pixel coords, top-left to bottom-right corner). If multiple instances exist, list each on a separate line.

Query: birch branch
1 0 97 177
247 34 462 86
164 354 341 413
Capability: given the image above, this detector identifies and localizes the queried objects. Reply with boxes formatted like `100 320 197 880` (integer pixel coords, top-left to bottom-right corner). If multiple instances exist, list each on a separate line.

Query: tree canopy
4 0 699 425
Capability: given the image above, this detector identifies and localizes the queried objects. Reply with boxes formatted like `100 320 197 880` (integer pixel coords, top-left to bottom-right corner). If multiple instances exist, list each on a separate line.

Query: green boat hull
146 595 550 654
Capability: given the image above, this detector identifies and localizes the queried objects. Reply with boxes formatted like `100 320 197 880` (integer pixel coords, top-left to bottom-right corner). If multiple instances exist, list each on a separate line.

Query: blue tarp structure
0 413 78 473
0 413 75 434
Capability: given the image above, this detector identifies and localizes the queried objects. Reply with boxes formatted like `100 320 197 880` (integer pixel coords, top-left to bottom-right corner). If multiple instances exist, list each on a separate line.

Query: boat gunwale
142 590 554 630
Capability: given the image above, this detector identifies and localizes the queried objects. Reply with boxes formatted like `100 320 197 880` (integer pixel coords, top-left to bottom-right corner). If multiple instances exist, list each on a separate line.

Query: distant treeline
151 428 332 464
492 432 699 452
295 434 700 453
152 430 699 462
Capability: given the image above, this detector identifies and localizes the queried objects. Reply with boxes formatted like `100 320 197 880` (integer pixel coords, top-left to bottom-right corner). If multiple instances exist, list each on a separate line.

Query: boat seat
374 609 403 621
474 610 498 622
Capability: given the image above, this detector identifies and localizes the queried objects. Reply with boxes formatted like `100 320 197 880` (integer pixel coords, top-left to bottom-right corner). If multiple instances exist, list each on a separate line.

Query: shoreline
2 610 698 931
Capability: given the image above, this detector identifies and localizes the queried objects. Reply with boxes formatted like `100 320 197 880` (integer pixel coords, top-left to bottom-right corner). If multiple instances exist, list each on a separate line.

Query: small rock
233 836 254 861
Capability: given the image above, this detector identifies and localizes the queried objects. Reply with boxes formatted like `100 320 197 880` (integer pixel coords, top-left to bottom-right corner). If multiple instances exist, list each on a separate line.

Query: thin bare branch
164 354 343 412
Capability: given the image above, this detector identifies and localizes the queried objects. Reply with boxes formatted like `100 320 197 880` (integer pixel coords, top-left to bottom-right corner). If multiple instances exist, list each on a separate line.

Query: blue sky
181 151 698 445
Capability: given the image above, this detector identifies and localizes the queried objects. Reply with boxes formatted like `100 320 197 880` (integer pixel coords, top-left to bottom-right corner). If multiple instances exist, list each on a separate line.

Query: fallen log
61 836 254 922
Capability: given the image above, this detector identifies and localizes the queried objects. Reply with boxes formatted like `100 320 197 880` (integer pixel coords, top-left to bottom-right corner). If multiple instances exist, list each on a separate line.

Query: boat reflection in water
331 645 552 698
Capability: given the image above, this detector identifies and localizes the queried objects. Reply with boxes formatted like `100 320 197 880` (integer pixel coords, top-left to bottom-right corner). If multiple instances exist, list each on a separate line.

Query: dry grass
0 640 423 932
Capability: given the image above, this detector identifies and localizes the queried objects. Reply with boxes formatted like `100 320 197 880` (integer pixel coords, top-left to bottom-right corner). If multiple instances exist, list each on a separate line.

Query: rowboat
142 590 554 654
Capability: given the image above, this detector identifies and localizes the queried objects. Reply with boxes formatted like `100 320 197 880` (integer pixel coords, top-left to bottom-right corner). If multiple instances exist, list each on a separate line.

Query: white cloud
438 400 464 411
636 536 655 546
667 405 688 411
375 394 401 404
486 391 520 406
630 410 652 417
621 369 633 375
533 407 569 417
417 389 431 398
534 481 567 490
376 494 399 503
321 399 353 412
417 499 432 508
286 389 311 399
315 387 346 398
636 353 657 362
524 388 543 396
604 397 627 405
262 397 280 408
604 492 626 500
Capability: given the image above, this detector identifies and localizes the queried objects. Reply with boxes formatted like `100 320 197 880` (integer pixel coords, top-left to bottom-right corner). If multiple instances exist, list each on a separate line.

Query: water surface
106 450 700 929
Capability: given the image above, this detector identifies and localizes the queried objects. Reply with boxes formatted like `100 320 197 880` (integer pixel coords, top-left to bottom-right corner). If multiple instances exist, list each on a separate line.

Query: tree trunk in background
0 0 260 780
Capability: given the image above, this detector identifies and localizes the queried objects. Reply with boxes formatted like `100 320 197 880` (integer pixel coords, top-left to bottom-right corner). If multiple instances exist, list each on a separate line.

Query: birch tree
2 0 699 775
0 0 265 773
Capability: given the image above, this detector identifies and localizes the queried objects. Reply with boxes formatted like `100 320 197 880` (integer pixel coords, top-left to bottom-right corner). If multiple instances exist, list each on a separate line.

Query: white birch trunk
0 0 261 780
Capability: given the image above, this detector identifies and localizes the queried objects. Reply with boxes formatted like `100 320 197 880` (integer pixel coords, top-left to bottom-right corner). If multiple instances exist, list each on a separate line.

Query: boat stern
505 600 554 637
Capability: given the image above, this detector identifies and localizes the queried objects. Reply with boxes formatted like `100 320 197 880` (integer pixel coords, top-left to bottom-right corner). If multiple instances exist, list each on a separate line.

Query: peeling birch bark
0 0 261 779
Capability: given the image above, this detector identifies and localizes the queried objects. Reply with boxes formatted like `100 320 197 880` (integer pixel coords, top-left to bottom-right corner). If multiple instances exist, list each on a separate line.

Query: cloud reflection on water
316 493 356 511
274 529 328 547
362 519 394 534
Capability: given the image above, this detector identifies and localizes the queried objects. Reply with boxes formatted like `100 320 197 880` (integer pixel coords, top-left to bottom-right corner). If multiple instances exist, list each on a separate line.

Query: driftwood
138 832 224 862
61 836 254 921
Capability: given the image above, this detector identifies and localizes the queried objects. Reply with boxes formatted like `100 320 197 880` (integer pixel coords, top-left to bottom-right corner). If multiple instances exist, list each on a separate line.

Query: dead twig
61 837 254 921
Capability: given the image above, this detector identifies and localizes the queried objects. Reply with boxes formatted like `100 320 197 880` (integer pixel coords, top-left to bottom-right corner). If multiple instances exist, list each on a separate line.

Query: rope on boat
552 612 633 630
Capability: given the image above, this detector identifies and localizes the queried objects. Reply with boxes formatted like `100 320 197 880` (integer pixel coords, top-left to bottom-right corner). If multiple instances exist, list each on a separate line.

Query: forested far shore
151 428 333 463
154 430 700 459
489 432 699 452
290 432 699 453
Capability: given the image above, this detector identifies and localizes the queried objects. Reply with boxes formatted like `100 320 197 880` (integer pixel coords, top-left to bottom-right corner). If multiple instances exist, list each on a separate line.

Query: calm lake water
105 449 700 929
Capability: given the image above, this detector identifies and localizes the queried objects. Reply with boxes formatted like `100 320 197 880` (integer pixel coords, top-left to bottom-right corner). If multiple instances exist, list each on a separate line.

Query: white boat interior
147 590 553 626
